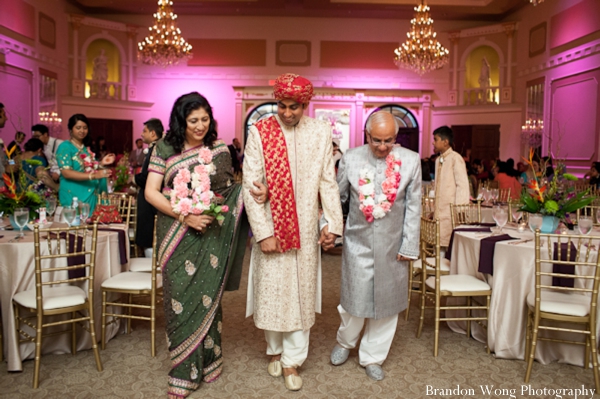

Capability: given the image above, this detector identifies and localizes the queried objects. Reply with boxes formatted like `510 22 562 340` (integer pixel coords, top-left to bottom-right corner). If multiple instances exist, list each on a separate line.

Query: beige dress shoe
284 374 303 391
267 360 282 377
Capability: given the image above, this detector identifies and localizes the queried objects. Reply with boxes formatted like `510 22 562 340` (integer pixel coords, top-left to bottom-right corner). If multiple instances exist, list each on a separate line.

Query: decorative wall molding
517 38 600 78
0 36 68 70
68 14 139 33
450 22 518 39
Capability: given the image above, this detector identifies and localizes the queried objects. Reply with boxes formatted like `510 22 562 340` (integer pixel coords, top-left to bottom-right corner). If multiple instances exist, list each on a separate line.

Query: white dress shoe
267 359 282 377
284 373 303 391
365 364 385 381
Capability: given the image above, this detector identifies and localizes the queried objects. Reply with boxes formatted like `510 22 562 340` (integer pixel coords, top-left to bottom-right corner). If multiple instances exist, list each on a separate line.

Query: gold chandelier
393 0 449 75
138 0 192 67
530 0 544 5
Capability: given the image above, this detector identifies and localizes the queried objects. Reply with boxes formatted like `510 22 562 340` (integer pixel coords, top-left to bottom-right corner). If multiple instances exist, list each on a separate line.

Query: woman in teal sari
56 114 115 212
145 92 247 398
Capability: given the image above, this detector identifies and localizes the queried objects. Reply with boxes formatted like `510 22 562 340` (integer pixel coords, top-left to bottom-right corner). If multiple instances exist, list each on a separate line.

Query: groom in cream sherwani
330 111 421 381
243 73 343 391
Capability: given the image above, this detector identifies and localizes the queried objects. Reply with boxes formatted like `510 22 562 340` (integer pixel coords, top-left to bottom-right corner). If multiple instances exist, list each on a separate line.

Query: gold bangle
88 172 94 180
178 213 185 224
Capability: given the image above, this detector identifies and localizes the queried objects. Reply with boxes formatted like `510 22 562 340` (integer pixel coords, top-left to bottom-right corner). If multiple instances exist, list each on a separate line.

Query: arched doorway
364 104 419 153
244 102 277 145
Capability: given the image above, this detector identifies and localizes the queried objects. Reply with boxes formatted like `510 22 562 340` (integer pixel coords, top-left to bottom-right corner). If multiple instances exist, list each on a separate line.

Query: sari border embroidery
158 222 187 271
168 377 200 398
202 358 223 383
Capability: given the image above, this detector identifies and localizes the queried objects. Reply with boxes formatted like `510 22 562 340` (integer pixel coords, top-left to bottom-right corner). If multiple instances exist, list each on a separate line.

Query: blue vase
540 215 560 233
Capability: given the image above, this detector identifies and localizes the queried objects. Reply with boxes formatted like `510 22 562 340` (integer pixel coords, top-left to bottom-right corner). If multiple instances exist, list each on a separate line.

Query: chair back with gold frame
497 188 511 203
417 216 492 356
97 192 132 226
573 180 590 193
101 216 161 356
421 197 435 219
13 223 103 388
127 196 139 257
576 203 600 227
524 231 600 390
450 202 481 230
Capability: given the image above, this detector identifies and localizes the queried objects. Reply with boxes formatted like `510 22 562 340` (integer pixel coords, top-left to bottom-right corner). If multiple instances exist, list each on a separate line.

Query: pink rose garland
358 153 401 222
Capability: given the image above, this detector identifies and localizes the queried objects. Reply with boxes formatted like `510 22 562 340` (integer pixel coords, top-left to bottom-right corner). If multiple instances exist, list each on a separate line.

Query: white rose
205 163 216 175
143 148 149 154
377 193 388 203
360 183 375 196
191 175 200 189
372 206 386 219
359 168 369 179
365 170 375 181
363 196 375 207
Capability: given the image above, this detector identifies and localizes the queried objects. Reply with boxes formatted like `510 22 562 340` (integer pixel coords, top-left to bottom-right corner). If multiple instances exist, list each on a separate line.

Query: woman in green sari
145 92 247 398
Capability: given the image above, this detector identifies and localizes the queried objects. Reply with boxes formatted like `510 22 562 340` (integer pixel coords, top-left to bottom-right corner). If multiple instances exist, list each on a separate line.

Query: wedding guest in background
134 118 163 256
432 126 470 249
227 139 241 174
18 138 47 187
472 159 489 183
0 103 6 128
129 138 146 170
494 160 522 200
32 123 63 181
7 131 26 157
586 162 600 189
330 111 421 381
56 114 114 211
94 136 108 161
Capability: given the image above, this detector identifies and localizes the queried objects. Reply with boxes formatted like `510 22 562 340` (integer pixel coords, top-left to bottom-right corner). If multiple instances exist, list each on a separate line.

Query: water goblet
46 197 57 219
63 206 76 227
14 207 29 238
511 208 523 224
492 205 508 233
490 188 499 204
79 203 90 224
579 215 593 235
529 213 543 233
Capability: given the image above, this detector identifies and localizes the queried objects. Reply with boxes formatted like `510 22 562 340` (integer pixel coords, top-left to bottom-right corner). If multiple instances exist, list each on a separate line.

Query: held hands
396 254 412 262
250 181 268 204
183 214 215 234
318 225 338 251
100 153 116 166
260 236 282 253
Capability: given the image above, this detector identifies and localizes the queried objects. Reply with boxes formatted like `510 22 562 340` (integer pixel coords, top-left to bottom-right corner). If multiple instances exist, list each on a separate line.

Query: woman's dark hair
592 162 600 174
67 114 90 131
497 160 511 175
165 92 218 153
24 138 44 152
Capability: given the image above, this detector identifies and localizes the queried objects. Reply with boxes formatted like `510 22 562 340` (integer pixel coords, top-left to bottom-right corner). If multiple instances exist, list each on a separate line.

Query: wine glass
490 188 499 204
46 197 57 219
481 187 490 205
63 206 76 227
579 215 593 235
79 203 90 225
529 213 543 233
492 205 508 233
14 207 29 238
511 208 523 224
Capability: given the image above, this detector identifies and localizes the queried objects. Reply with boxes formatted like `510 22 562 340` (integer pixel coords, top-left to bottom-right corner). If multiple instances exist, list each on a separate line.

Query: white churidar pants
264 329 310 369
335 305 399 366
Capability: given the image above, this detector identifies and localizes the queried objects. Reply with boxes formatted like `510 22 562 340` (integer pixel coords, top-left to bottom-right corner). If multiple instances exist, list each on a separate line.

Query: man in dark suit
134 118 164 256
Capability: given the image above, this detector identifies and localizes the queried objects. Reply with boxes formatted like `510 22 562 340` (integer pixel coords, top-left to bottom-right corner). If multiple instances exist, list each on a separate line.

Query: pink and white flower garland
79 150 99 172
358 154 401 223
171 147 220 216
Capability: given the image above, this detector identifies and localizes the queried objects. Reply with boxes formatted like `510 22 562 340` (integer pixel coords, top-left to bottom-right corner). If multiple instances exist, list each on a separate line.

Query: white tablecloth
448 226 599 366
0 223 129 371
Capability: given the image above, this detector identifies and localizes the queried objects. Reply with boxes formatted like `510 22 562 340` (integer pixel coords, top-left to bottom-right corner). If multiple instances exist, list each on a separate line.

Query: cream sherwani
243 114 344 333
434 147 470 246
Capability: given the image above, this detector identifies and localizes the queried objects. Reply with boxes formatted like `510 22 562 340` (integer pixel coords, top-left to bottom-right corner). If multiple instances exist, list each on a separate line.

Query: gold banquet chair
416 216 492 356
101 217 162 356
97 192 133 227
576 204 600 227
450 202 482 230
497 188 511 204
13 223 103 388
524 231 600 390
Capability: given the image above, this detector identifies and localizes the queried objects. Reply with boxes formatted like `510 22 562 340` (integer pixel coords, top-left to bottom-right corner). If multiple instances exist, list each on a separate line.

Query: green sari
149 139 247 398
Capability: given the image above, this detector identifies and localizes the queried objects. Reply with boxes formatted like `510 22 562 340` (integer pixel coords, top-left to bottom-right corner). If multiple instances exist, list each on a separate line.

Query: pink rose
221 205 229 213
194 165 206 175
198 148 213 164
380 201 392 212
190 207 203 215
381 179 396 194
387 193 397 203
366 215 374 223
358 178 367 186
359 193 365 202
200 192 212 205
175 184 189 200
179 168 191 183
178 198 193 215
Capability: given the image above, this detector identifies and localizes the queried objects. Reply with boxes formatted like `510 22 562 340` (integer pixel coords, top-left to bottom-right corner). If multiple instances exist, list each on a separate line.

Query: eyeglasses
368 134 396 147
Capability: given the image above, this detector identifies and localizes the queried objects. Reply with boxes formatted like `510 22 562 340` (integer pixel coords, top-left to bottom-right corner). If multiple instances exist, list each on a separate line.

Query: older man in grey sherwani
330 111 421 381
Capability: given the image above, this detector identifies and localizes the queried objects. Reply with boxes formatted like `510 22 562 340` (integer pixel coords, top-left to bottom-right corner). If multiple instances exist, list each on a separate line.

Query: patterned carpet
1 250 597 398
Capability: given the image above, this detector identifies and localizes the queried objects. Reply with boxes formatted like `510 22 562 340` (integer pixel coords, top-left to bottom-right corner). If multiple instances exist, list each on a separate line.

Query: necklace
70 139 84 150
358 153 402 222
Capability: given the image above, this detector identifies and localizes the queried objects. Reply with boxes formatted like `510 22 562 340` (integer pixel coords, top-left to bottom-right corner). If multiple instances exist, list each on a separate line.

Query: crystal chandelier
138 0 192 67
38 111 62 135
521 118 544 148
394 0 449 75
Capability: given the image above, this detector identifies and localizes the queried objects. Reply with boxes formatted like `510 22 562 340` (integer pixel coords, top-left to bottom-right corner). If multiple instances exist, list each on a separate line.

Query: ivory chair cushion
101 272 162 291
129 258 153 272
526 290 590 317
426 274 491 292
13 286 87 310
413 257 451 272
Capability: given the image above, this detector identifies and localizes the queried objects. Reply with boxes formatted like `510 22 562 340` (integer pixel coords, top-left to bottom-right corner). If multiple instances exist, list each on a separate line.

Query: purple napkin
445 226 493 261
478 234 517 275
64 233 86 279
552 241 577 288
97 227 128 265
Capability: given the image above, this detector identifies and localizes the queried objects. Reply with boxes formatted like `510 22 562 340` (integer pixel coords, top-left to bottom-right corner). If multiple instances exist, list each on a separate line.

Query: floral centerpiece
519 148 594 224
170 147 228 223
113 153 133 192
0 170 44 220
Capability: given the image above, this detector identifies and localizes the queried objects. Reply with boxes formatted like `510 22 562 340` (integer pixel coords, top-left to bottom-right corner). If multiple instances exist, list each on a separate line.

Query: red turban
273 73 314 104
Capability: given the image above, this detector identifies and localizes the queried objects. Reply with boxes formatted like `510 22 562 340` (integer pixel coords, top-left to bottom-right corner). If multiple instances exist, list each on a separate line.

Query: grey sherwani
337 145 421 319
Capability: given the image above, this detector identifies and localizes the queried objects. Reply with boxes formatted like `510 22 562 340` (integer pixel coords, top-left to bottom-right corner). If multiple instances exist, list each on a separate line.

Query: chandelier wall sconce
393 0 449 75
521 118 544 148
138 0 192 67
